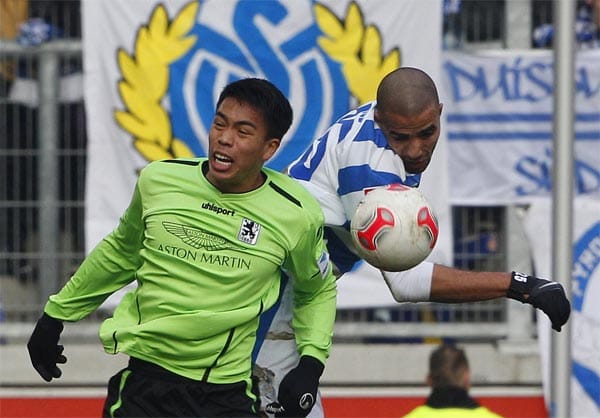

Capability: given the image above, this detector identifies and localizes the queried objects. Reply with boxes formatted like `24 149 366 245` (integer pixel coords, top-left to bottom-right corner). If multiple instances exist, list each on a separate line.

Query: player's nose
218 129 235 145
400 138 424 159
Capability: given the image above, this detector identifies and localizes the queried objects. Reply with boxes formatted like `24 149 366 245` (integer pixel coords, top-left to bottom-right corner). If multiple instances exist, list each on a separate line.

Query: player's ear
263 138 281 161
438 103 444 116
462 368 471 390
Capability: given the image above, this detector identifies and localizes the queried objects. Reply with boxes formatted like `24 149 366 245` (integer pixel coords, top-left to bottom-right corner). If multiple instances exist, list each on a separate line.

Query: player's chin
405 162 428 174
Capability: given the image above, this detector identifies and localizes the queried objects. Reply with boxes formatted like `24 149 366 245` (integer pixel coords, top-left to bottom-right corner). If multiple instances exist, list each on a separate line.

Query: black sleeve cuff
39 312 64 333
299 355 325 378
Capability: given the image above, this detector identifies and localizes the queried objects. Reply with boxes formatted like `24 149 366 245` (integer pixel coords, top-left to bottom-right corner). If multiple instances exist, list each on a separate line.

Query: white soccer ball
350 184 439 272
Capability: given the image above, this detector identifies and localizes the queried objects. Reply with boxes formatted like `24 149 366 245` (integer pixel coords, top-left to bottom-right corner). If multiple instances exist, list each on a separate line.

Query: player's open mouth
213 152 233 168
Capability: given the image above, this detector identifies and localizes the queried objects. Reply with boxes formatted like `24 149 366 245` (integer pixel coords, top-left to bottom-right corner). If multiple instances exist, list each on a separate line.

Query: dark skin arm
430 264 511 302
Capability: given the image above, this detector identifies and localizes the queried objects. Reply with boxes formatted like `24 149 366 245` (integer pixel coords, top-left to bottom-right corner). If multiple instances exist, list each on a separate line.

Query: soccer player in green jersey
27 78 337 418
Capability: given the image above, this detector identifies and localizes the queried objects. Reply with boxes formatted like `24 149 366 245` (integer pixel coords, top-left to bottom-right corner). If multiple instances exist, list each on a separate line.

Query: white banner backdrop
523 197 600 418
81 0 446 309
443 49 600 205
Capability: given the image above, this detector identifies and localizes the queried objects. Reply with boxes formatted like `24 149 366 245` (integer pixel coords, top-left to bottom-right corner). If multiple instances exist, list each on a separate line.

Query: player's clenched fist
27 313 66 382
507 271 571 331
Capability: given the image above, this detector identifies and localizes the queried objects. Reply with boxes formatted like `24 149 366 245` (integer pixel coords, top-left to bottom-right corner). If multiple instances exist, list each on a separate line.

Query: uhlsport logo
114 0 400 171
202 201 235 216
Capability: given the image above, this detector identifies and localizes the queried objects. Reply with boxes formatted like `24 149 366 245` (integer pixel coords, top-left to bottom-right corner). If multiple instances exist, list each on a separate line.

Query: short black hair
376 67 440 116
216 78 293 140
428 343 469 388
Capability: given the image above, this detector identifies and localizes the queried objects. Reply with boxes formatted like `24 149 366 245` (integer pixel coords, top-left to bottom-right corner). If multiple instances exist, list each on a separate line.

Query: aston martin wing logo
162 221 228 251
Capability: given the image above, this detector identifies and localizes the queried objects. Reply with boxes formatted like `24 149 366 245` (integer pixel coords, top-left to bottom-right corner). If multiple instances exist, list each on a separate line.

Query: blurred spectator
533 0 600 49
589 0 600 28
443 0 462 49
28 0 81 39
0 0 29 91
403 343 503 418
0 0 28 40
17 17 63 47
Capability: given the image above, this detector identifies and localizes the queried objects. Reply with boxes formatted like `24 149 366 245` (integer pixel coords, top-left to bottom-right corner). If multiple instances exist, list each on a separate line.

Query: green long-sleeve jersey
45 158 337 384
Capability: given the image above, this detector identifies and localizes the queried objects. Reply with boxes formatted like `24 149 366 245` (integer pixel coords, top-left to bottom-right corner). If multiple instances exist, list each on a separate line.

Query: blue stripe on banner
448 113 553 123
573 361 600 410
578 131 600 140
447 111 600 141
578 113 600 122
447 112 600 123
448 132 552 140
448 131 600 141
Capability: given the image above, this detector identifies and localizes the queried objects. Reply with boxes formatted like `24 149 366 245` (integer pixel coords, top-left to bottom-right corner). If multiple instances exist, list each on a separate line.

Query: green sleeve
286 221 337 365
45 182 144 321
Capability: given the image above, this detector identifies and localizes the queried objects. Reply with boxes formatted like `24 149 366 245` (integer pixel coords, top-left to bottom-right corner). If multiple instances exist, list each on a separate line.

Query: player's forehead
215 97 265 127
376 105 440 133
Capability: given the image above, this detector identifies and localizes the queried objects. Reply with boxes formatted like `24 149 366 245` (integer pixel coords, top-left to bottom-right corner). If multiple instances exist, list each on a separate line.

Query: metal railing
1 39 85 322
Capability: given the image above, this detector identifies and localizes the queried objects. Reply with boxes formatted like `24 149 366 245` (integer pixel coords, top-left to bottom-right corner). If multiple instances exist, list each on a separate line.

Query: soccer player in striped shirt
255 67 570 418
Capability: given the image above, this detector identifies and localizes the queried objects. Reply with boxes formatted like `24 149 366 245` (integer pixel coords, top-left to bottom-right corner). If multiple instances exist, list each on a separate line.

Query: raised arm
430 264 510 302
382 263 570 332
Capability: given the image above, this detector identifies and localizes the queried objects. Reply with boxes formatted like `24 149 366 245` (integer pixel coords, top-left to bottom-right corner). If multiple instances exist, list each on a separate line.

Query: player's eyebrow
388 123 435 140
391 132 410 140
419 124 437 134
214 110 258 130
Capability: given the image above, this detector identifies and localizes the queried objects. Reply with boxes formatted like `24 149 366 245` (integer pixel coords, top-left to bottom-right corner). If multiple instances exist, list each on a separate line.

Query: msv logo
114 0 400 171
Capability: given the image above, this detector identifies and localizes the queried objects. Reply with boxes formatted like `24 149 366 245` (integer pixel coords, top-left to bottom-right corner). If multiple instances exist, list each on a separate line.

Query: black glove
27 312 66 382
507 271 571 332
266 355 324 417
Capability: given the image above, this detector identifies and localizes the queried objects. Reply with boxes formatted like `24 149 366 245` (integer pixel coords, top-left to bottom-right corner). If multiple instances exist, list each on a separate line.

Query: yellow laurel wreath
114 1 198 161
314 1 400 104
115 1 395 161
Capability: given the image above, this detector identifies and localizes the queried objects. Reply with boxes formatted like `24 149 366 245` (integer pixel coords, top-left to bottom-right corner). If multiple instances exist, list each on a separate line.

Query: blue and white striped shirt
288 101 422 273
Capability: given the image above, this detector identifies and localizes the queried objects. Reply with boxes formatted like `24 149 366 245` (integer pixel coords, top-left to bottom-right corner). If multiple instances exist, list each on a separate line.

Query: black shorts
103 357 259 417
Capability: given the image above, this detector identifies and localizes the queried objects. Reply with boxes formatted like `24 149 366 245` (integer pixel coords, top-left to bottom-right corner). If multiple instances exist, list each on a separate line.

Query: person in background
533 0 600 49
403 343 503 418
442 0 462 49
255 67 570 418
26 77 337 418
589 0 600 29
0 0 28 83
